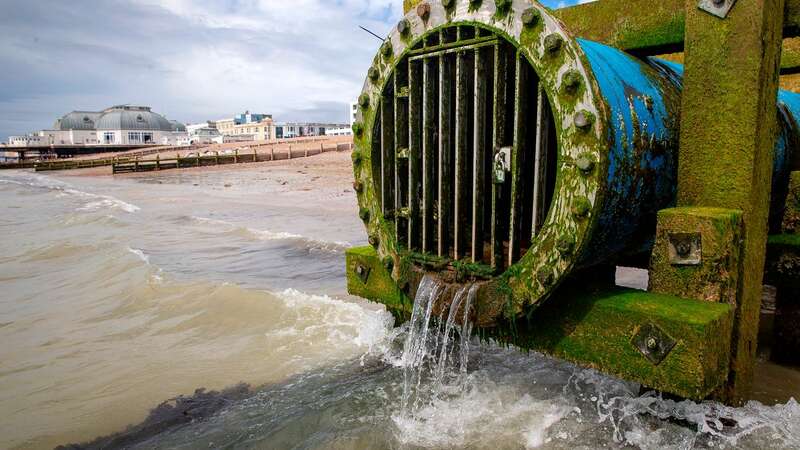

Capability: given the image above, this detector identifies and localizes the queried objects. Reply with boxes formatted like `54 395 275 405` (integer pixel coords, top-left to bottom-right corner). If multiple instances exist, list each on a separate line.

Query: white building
274 122 350 139
325 127 352 136
350 101 358 128
7 105 187 147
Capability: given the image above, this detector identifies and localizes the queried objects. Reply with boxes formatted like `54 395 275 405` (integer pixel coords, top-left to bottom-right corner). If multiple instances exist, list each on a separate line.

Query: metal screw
574 111 593 130
416 3 431 20
646 337 658 351
544 34 563 55
522 8 540 27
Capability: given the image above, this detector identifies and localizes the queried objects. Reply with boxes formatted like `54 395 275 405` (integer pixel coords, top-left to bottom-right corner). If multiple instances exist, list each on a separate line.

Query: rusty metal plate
668 232 702 266
632 323 677 365
698 0 738 19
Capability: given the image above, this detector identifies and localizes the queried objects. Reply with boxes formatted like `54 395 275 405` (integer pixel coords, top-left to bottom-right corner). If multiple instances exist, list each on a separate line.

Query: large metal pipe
350 0 800 325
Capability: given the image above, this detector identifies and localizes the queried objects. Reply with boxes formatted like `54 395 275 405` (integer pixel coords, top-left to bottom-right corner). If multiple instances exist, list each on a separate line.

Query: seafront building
211 111 275 142
274 122 350 139
6 105 187 148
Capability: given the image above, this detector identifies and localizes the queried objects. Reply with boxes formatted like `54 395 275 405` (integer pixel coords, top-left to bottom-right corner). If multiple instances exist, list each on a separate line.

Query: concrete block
650 207 743 304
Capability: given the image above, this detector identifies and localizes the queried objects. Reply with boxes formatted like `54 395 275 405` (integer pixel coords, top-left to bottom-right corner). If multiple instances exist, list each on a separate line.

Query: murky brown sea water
1 161 799 450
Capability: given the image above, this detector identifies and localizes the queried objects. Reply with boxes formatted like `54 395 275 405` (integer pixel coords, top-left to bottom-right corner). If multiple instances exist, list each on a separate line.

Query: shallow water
0 167 798 449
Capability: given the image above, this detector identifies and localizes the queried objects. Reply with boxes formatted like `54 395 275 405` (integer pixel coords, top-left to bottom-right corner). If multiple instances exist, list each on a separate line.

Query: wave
0 172 140 213
127 247 150 265
185 216 350 252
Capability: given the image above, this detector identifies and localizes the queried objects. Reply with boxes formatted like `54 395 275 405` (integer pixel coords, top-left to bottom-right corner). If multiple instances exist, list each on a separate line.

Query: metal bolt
359 94 370 109
536 268 553 287
544 34 563 55
381 42 393 58
522 8 540 27
416 3 431 20
495 0 511 10
646 337 658 351
397 18 411 35
562 71 582 94
369 234 380 248
352 122 364 137
556 236 575 255
572 197 591 218
576 154 595 173
368 67 379 82
676 241 692 258
574 110 593 130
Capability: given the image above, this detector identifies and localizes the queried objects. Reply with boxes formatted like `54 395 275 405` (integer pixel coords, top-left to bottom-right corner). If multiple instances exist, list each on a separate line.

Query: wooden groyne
112 142 353 174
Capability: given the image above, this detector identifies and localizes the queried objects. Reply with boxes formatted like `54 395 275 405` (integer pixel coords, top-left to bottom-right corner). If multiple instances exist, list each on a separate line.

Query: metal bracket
493 147 511 184
355 263 371 284
698 0 737 19
632 323 677 365
668 232 702 266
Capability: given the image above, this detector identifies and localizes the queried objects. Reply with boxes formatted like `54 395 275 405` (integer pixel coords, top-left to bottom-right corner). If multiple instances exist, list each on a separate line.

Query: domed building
8 105 188 148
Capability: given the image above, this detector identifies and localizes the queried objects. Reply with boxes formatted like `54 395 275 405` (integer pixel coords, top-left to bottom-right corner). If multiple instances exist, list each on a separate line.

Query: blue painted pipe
574 39 797 264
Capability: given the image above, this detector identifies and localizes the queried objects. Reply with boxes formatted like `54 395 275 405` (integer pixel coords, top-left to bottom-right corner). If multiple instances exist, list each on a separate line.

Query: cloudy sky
0 0 589 141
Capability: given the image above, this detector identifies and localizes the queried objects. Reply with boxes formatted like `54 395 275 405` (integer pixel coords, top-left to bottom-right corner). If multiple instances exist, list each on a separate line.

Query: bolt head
416 3 431 20
576 154 596 173
368 235 380 248
572 197 591 218
522 8 540 26
368 67 379 82
646 337 658 351
352 122 364 137
397 18 411 35
574 110 593 130
676 241 692 258
381 42 393 58
544 34 563 54
359 93 370 109
562 71 582 94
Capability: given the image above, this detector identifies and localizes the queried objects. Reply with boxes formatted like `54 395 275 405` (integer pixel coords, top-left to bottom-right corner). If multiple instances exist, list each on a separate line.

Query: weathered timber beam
553 0 800 72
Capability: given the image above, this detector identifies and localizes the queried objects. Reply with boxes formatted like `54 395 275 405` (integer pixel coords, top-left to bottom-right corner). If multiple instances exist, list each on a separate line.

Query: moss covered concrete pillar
676 0 786 403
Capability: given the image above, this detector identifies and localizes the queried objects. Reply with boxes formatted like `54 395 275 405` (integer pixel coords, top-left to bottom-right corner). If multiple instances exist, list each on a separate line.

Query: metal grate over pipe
372 25 558 274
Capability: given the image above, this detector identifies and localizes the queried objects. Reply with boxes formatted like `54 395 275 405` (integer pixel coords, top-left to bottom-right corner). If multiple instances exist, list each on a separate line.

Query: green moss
782 171 800 233
768 233 800 248
346 246 411 317
484 283 734 400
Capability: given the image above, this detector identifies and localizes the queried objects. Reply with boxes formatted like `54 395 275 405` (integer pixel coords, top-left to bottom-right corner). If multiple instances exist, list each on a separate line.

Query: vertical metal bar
454 51 469 260
472 47 488 263
491 43 507 271
509 52 529 266
422 59 436 253
532 85 549 236
381 92 395 217
438 54 454 257
395 69 409 247
408 61 423 251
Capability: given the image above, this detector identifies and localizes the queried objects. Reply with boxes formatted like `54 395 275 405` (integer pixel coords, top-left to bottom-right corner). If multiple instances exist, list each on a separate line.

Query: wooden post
176 153 181 169
215 151 219 165
156 153 160 171
134 156 139 172
270 146 275 161
234 149 238 163
674 0 786 403
288 145 293 159
321 142 324 154
304 147 309 157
